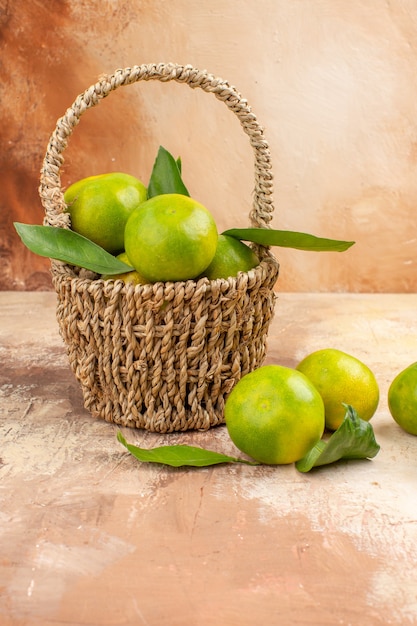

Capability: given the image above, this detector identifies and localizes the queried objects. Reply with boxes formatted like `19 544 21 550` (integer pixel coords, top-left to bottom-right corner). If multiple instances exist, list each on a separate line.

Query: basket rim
51 252 279 294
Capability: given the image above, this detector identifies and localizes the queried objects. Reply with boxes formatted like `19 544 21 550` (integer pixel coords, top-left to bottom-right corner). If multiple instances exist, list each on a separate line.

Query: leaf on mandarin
14 223 134 274
296 405 380 472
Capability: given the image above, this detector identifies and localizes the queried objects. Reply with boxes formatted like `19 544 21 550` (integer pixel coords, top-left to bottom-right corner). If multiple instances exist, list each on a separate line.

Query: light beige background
2 0 417 292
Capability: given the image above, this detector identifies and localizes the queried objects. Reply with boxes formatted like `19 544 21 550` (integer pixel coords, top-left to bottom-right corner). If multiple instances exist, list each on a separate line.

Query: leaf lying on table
295 405 381 473
222 227 355 252
14 223 134 275
117 405 380 471
147 145 190 198
117 432 259 467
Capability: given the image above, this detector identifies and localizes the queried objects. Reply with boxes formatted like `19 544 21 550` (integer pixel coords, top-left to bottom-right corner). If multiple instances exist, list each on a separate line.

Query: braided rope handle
40 63 275 230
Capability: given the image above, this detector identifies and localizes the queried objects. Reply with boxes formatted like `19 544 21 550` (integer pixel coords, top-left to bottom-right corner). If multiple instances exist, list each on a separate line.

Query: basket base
54 258 279 432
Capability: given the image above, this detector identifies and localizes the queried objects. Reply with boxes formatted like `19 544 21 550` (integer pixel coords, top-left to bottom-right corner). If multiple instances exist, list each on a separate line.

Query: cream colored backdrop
2 0 417 291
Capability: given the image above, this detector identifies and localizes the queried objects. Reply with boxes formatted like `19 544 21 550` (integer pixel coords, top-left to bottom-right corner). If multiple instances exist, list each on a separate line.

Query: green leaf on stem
147 145 190 198
295 405 380 472
223 228 355 252
117 432 259 467
13 223 134 275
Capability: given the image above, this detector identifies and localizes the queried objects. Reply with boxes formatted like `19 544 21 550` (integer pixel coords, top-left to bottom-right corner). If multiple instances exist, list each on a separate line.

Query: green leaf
222 228 355 252
296 405 380 472
147 146 190 198
14 223 134 275
117 432 259 467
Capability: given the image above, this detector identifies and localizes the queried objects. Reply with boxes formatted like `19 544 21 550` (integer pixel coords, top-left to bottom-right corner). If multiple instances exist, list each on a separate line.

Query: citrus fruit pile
64 172 259 284
224 348 383 465
16 144 354 284
224 345 417 467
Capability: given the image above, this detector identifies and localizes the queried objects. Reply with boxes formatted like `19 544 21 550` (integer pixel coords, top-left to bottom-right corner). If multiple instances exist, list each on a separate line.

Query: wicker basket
39 63 280 432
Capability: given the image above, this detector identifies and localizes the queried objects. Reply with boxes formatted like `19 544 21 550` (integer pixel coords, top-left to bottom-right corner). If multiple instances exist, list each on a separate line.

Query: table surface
1 291 416 626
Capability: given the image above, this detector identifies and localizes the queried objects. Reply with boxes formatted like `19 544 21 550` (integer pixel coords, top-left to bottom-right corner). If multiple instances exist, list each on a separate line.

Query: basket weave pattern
39 63 280 432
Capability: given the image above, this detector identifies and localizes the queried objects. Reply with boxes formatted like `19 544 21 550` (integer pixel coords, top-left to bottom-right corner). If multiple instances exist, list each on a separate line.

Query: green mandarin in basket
64 172 147 254
124 194 218 283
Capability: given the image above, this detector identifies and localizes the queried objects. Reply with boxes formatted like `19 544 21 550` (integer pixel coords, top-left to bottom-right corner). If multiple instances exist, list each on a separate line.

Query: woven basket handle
40 63 274 230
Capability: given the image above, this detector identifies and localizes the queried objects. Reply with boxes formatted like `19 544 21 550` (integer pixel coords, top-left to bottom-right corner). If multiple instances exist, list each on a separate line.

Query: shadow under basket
40 63 280 432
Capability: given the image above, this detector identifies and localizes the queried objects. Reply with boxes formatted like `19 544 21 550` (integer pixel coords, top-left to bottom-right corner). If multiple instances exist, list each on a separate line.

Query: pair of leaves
13 144 354 274
117 405 380 472
147 146 189 198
